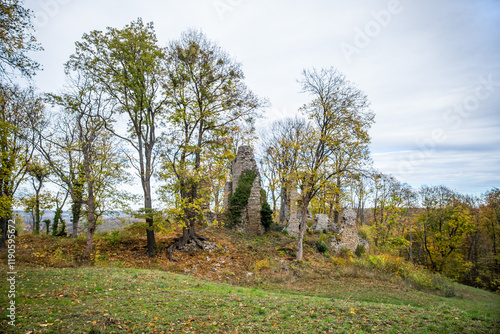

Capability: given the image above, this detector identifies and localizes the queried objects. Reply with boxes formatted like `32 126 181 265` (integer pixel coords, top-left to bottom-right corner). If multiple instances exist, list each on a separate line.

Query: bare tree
289 67 373 260
40 73 127 258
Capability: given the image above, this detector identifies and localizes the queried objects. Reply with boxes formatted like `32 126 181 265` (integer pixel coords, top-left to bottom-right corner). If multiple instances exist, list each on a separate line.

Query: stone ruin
221 145 369 251
324 209 369 254
224 146 265 236
283 196 368 253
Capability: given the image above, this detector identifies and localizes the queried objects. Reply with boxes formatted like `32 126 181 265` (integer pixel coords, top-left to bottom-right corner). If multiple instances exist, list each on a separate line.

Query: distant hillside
13 210 140 234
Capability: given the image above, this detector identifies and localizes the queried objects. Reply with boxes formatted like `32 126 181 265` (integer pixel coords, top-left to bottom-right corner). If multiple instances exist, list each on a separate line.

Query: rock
313 214 331 232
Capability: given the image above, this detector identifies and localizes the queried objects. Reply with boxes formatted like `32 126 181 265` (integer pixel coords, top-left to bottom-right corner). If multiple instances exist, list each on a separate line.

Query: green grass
1 265 499 333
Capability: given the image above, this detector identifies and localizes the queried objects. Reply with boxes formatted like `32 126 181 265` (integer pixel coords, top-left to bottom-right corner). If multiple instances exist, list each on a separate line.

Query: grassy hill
1 226 499 333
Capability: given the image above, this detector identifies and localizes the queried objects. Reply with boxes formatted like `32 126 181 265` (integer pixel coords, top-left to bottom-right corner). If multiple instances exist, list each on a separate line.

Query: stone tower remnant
224 146 264 235
327 209 369 253
282 201 369 252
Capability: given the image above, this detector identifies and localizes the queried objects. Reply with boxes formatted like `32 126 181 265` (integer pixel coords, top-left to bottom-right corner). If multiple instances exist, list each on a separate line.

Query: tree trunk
271 186 277 214
34 196 40 234
83 146 97 260
73 217 79 238
84 191 96 260
296 199 309 260
0 216 8 249
144 184 156 257
166 182 207 261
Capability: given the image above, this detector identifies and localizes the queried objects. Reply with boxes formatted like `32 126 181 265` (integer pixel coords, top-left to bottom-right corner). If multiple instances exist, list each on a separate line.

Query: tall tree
67 18 166 256
261 117 308 225
417 186 474 272
41 73 127 258
0 84 43 248
294 67 374 260
0 0 42 80
160 29 264 255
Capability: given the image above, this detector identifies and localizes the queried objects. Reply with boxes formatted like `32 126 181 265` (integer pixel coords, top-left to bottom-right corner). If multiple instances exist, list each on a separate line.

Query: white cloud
22 0 500 195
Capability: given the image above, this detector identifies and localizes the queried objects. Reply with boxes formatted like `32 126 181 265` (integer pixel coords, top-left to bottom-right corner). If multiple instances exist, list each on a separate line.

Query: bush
339 247 352 258
332 256 347 266
355 244 366 257
410 270 434 290
253 258 270 271
105 230 122 248
365 254 411 279
316 241 329 253
358 225 369 241
260 201 273 231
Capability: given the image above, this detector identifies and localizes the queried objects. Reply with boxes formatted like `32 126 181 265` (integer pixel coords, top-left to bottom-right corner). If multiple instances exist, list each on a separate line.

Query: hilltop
1 225 499 333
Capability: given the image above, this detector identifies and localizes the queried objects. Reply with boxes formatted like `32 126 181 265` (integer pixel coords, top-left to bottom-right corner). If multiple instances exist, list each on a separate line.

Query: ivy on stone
227 169 256 228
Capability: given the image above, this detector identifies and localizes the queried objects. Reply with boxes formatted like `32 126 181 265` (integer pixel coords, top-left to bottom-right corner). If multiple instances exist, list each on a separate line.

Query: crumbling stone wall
224 146 264 235
313 214 332 233
328 209 369 253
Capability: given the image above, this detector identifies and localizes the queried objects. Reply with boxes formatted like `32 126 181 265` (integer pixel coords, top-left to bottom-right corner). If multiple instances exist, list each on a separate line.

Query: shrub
365 254 412 279
227 170 256 228
319 233 327 242
410 270 434 290
316 241 329 253
253 259 270 271
432 275 459 298
358 225 369 241
260 201 273 231
339 247 352 258
355 244 366 257
105 230 122 248
332 257 347 266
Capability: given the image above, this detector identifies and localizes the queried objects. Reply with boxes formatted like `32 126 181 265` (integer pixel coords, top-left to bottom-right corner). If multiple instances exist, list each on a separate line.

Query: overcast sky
23 0 500 196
